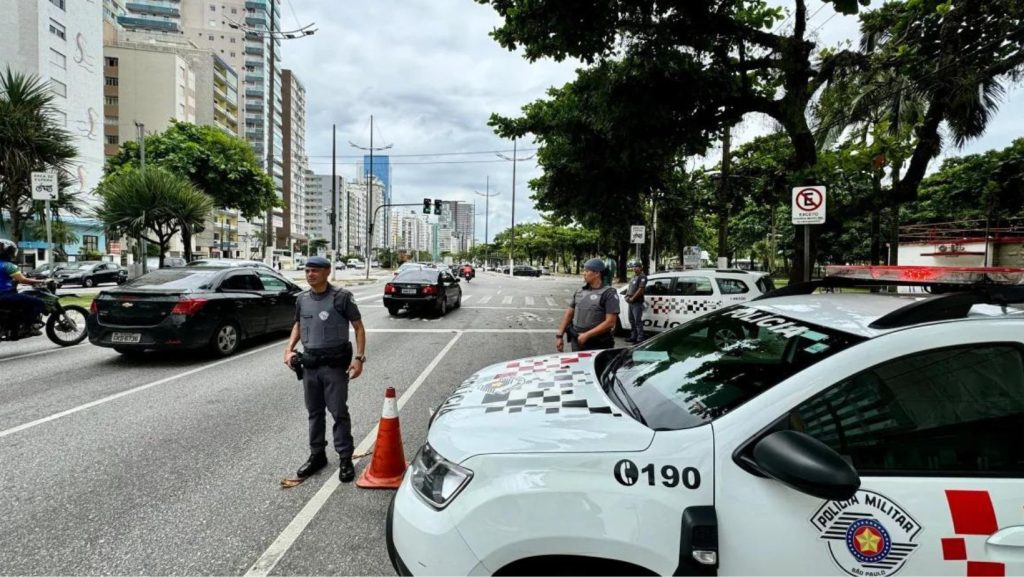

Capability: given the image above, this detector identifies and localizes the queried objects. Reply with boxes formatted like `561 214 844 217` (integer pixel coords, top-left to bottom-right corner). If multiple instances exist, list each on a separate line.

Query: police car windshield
612 307 863 430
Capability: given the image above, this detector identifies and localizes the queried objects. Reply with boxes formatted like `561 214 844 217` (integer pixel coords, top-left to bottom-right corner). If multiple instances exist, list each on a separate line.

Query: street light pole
349 115 392 279
474 176 499 270
496 139 533 277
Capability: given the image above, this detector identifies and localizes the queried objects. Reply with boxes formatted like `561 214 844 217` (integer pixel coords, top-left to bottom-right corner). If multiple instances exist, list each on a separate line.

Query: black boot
296 451 328 478
338 458 355 483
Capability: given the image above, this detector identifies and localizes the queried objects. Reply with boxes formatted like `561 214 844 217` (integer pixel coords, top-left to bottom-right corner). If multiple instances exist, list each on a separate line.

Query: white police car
617 269 775 335
388 266 1024 576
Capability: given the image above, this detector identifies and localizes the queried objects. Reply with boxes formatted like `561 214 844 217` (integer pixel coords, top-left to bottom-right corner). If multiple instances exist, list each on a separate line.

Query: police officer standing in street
283 256 367 482
624 262 648 343
556 258 620 352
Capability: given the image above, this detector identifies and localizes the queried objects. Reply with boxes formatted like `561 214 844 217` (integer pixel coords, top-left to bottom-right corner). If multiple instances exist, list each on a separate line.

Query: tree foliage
0 67 82 244
104 120 276 220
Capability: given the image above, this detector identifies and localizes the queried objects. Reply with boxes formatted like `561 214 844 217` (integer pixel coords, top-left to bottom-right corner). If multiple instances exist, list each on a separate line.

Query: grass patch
59 295 95 309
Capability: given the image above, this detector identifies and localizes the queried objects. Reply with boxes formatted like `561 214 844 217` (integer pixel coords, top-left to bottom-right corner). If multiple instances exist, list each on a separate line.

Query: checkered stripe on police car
477 367 622 416
491 352 595 378
647 296 723 315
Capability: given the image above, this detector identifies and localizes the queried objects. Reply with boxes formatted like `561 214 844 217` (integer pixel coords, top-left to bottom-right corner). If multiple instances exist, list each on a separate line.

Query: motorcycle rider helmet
0 239 17 261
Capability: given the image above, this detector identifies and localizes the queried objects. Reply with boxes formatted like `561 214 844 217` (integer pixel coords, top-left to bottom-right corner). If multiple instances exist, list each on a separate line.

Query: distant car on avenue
55 261 127 287
383 267 462 317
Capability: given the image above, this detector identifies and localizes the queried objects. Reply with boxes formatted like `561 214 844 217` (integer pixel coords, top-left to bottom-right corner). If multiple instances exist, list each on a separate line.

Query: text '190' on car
388 265 1024 577
87 266 301 357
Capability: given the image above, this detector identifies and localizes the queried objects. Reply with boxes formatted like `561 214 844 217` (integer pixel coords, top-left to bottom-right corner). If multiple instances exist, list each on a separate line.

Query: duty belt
302 343 352 368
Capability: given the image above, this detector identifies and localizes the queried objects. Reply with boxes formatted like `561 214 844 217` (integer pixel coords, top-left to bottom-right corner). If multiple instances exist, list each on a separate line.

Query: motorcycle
459 267 475 282
0 280 89 346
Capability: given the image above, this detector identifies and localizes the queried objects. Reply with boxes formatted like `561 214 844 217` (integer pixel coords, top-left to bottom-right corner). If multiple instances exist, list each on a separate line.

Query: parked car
383 267 462 317
87 266 300 356
25 262 69 280
388 265 1024 576
347 259 365 269
162 257 187 268
617 268 775 335
185 258 277 274
501 265 542 277
55 261 128 287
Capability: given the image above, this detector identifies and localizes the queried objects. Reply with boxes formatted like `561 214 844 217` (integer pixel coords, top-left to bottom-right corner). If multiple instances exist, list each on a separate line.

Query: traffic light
433 199 442 215
423 198 431 214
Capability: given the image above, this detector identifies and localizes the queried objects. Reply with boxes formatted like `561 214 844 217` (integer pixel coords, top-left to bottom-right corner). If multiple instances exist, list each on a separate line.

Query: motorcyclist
461 263 474 280
0 239 49 336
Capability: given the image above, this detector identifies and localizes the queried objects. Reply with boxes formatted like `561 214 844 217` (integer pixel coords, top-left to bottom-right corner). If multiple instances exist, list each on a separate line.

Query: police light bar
825 265 1024 285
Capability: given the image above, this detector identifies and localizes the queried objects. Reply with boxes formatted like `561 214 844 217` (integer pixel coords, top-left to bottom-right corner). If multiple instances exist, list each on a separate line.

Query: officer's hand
348 359 363 379
284 350 296 367
555 337 564 352
578 332 589 347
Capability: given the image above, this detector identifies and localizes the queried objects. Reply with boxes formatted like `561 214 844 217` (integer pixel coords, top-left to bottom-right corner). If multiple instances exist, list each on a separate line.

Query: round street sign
792 186 826 224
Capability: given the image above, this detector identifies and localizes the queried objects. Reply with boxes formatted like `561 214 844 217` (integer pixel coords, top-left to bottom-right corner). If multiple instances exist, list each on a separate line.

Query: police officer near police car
624 262 647 343
556 258 620 352
283 256 366 482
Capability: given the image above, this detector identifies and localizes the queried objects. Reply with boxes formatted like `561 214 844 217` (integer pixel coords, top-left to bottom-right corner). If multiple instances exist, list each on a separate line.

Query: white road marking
246 331 465 576
0 347 69 364
545 297 558 307
460 294 472 303
477 295 492 304
0 339 287 439
355 293 381 302
360 328 551 333
502 296 513 304
524 296 534 306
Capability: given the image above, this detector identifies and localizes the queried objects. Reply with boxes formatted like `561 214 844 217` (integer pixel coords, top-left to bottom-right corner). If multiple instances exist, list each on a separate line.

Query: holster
302 342 353 369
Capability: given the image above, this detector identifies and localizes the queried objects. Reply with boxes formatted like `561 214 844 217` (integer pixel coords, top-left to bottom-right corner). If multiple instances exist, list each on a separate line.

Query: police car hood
427 351 654 462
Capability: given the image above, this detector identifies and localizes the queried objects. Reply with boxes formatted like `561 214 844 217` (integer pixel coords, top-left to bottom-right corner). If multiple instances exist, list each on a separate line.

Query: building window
230 37 236 43
231 7 237 13
230 51 236 57
49 48 66 70
49 0 65 10
49 19 66 40
49 79 67 98
82 235 99 252
105 96 118 105
105 116 118 126
210 3 216 10
105 135 118 145
104 77 118 86
208 35 215 41
105 57 118 67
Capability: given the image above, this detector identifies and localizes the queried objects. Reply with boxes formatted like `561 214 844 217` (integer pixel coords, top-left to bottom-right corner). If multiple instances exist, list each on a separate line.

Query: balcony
244 1 263 9
116 15 178 31
125 2 180 17
245 102 263 113
244 74 263 84
245 14 266 27
245 88 265 99
244 45 264 56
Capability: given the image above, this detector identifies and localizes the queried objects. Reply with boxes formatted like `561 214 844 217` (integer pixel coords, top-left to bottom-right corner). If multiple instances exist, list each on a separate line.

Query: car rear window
123 270 217 290
395 270 439 283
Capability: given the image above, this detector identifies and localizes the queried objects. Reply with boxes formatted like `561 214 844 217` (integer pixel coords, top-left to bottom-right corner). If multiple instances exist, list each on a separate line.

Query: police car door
713 323 1024 576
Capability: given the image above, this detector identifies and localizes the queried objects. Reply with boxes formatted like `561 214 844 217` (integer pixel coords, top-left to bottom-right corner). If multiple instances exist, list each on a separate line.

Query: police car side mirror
752 430 860 501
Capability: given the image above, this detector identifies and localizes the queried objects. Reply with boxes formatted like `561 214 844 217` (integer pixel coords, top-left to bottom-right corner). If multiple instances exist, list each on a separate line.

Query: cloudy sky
280 0 1023 243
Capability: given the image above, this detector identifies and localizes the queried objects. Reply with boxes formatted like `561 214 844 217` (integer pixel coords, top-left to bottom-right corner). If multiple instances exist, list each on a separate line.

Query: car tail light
171 298 208 316
422 285 438 295
385 283 396 294
89 300 98 314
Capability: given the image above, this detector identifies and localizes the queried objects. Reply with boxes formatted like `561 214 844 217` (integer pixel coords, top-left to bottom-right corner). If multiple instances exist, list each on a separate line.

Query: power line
307 158 531 166
305 147 538 159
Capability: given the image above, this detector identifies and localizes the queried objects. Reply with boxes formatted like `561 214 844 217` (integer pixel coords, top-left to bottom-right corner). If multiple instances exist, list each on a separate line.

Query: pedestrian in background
624 262 648 343
283 256 367 483
601 253 616 287
556 258 620 352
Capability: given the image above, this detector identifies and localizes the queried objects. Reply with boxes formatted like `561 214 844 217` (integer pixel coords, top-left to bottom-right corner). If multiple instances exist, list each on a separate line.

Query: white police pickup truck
388 266 1024 576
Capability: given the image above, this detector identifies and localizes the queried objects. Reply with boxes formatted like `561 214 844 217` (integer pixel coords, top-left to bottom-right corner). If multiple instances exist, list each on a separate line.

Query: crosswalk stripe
478 295 492 304
546 297 557 307
461 294 472 303
502 296 513 304
525 296 534 306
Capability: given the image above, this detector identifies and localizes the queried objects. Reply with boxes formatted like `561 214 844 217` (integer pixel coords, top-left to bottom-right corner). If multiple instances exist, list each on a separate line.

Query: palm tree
95 167 213 268
0 67 78 243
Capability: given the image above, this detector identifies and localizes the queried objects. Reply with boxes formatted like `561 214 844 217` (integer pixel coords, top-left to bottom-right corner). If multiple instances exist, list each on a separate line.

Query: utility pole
331 123 337 279
474 176 499 270
496 139 533 277
717 125 732 269
349 115 392 279
135 121 147 274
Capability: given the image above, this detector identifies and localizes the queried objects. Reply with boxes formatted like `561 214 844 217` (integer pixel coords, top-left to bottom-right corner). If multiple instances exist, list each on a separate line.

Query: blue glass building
364 155 391 247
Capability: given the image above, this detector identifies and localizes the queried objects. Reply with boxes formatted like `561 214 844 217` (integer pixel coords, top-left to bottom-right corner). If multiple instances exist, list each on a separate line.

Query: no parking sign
792 186 826 224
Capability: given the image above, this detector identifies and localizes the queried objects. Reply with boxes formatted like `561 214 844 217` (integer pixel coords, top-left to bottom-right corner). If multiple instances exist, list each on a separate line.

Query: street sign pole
32 171 59 264
804 225 811 282
791 186 827 283
45 199 52 261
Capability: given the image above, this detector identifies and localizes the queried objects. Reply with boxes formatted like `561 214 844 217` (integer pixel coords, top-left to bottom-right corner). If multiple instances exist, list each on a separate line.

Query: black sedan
87 266 300 356
56 261 128 287
500 265 542 277
25 262 69 280
383 268 462 317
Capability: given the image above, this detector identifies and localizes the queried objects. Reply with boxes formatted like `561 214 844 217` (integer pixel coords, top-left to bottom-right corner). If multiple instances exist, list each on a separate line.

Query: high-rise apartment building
280 69 306 250
391 210 433 255
440 201 475 254
306 174 346 254
117 0 181 32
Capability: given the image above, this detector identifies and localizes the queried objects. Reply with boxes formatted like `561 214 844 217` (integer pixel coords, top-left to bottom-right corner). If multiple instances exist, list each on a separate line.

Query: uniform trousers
628 301 646 341
302 365 354 458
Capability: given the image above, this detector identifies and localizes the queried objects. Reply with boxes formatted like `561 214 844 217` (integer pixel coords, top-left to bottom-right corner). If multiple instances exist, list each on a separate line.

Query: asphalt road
0 270 619 575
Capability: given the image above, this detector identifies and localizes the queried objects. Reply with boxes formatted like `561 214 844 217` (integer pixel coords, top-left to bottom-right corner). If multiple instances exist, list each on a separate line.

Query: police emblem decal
810 490 920 577
589 294 598 300
318 311 329 321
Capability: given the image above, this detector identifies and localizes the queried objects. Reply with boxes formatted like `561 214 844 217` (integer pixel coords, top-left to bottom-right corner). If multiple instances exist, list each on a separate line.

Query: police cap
305 256 331 269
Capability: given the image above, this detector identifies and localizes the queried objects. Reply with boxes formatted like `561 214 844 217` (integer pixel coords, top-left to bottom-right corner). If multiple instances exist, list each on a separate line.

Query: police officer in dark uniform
283 256 367 482
624 262 648 343
555 258 620 352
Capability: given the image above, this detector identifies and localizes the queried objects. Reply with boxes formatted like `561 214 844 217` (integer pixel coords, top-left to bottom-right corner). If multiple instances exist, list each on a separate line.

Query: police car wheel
708 320 744 348
210 321 241 356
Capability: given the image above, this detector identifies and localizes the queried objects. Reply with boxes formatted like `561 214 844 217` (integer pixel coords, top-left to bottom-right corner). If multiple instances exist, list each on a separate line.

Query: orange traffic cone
356 386 408 489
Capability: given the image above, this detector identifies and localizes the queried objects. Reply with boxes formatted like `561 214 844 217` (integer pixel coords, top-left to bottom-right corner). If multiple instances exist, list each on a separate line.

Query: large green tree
96 167 215 267
104 120 276 220
0 68 81 244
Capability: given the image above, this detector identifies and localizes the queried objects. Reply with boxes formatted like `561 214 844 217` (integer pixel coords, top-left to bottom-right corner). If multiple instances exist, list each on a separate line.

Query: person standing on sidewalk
283 256 367 483
556 258 620 352
601 253 616 287
624 262 648 343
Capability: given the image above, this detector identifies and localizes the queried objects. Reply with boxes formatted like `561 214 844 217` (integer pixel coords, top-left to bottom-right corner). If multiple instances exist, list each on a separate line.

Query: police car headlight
409 444 473 510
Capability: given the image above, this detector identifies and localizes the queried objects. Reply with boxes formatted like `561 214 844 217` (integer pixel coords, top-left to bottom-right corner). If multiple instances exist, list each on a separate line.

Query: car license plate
111 332 141 344
401 288 417 295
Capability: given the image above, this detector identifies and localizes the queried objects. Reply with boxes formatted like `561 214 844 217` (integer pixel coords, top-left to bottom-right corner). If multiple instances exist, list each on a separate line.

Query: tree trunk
717 125 732 267
181 227 194 262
